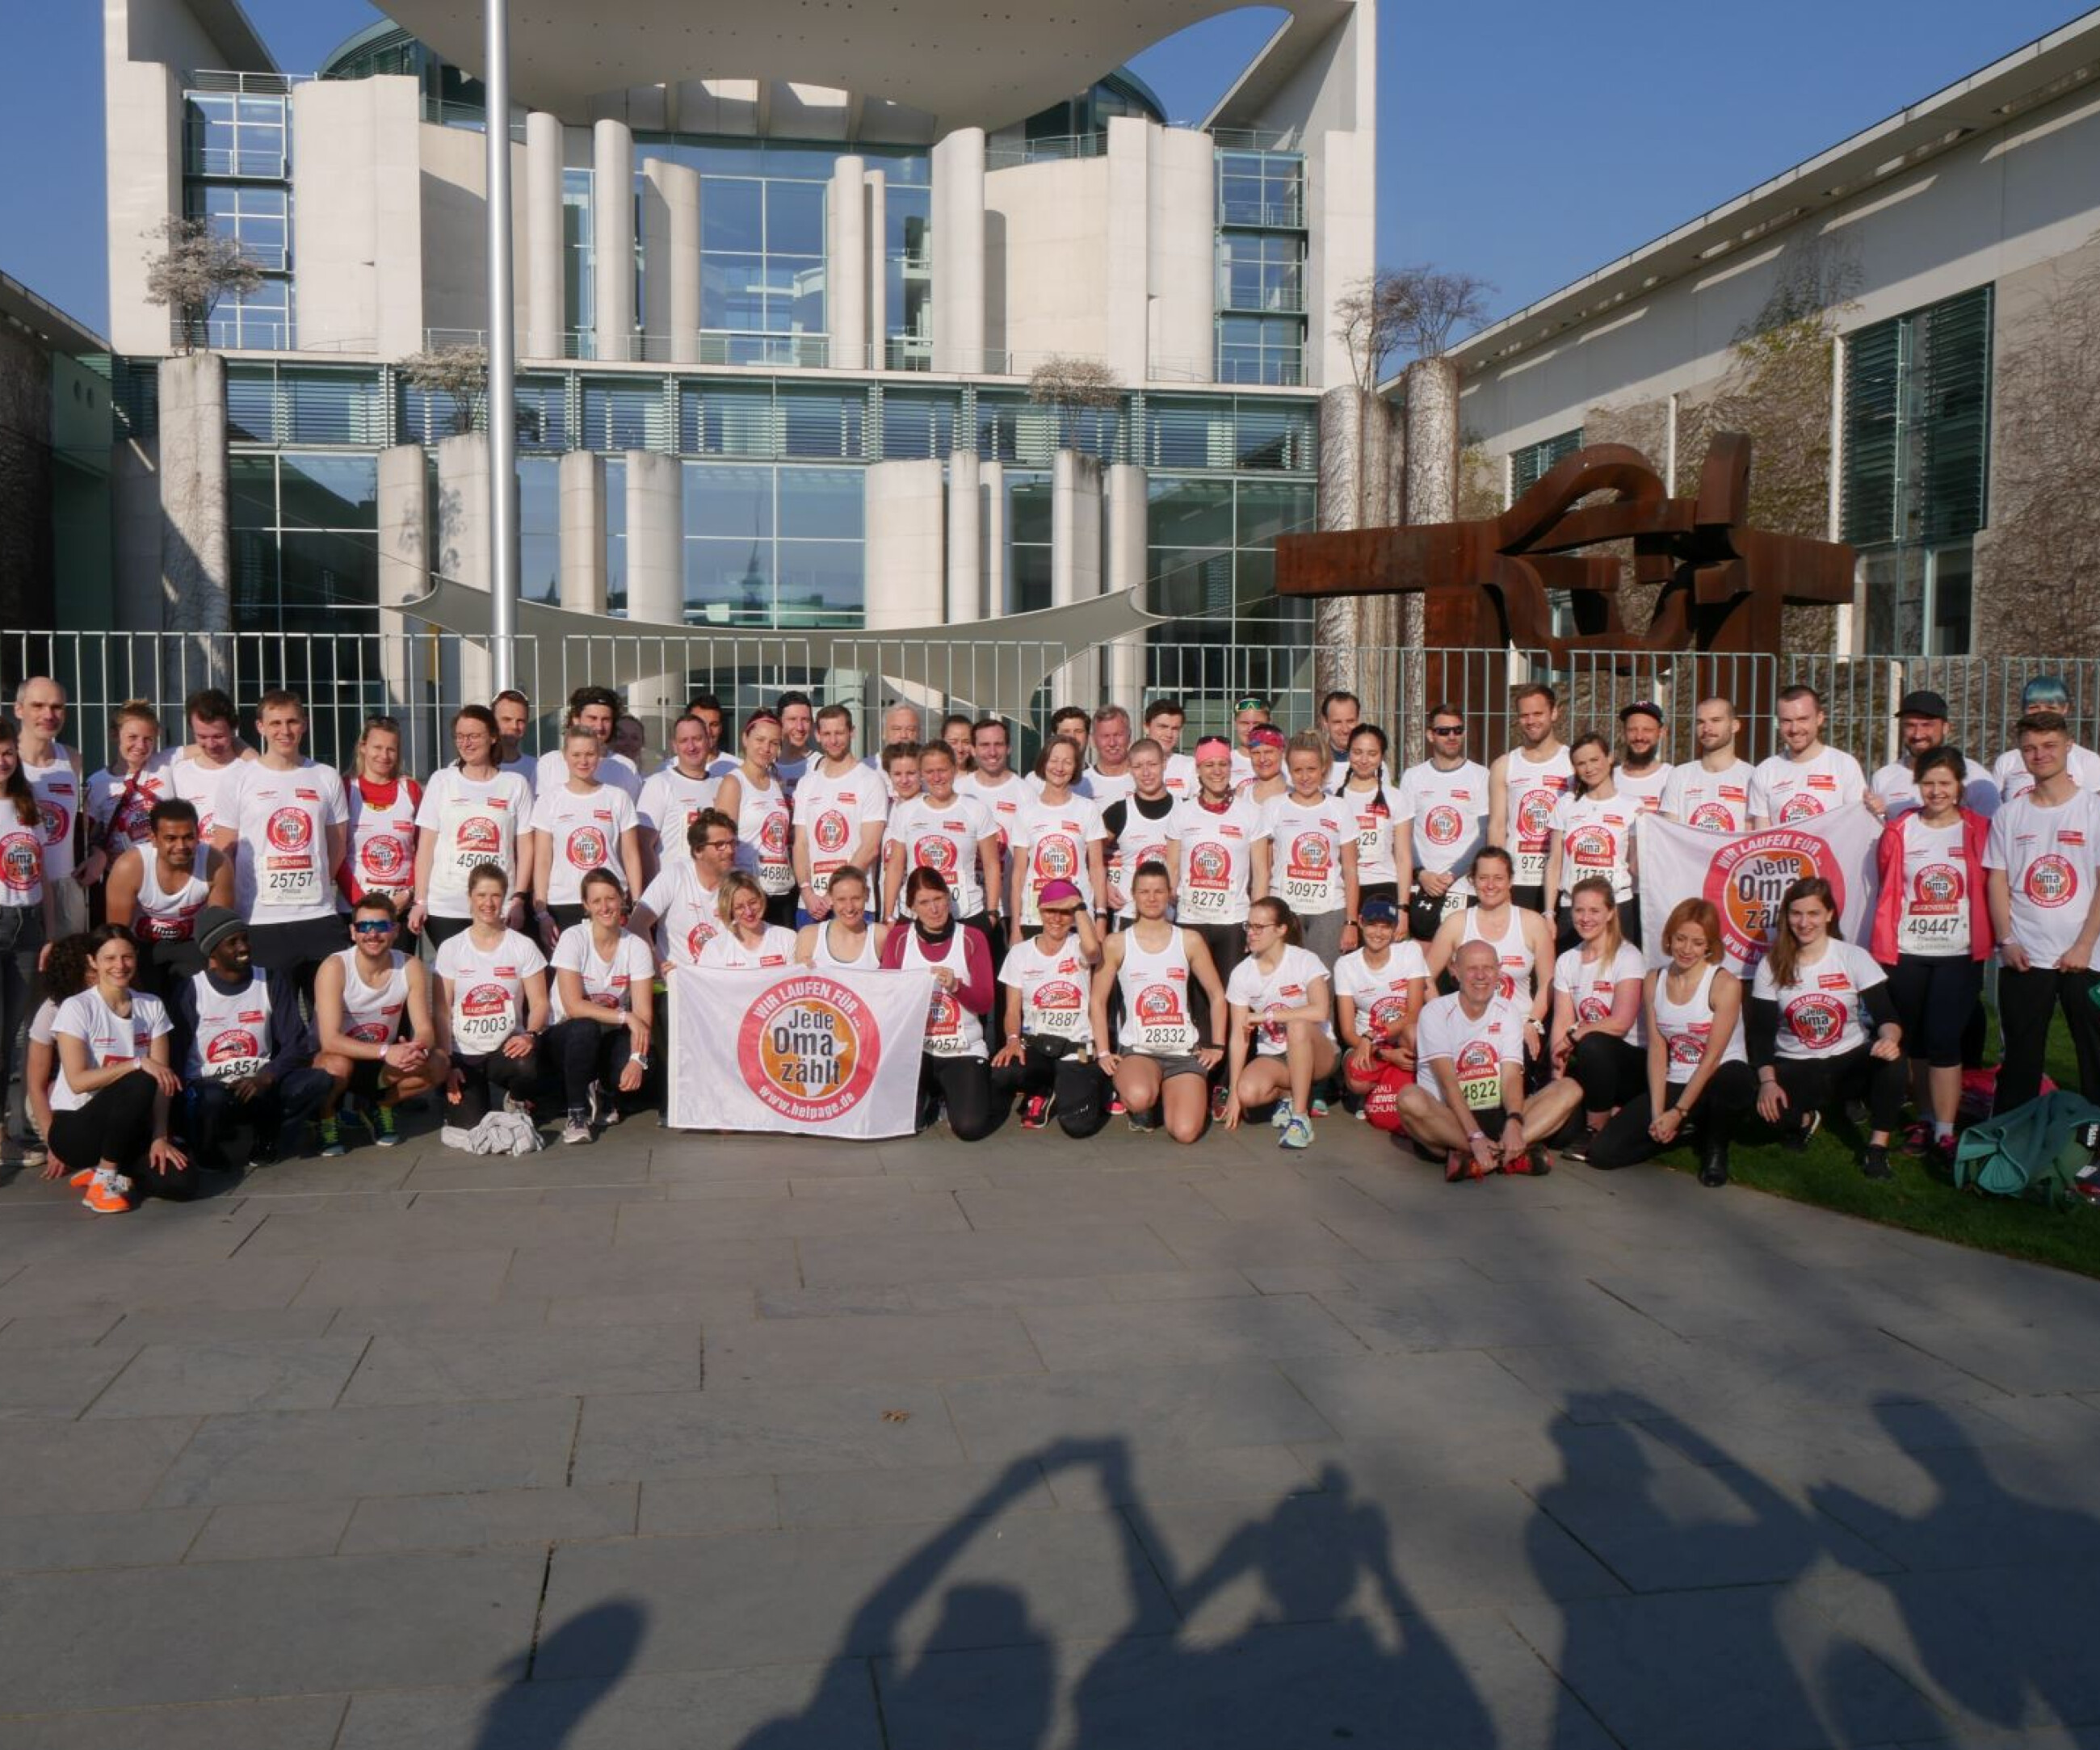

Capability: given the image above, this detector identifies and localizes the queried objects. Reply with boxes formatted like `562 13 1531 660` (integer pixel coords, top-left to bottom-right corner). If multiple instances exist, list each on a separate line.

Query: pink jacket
1870 807 1993 964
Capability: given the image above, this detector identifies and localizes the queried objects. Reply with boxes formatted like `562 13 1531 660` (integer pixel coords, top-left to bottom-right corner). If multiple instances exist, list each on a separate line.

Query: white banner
666 967 933 1138
1636 803 1883 976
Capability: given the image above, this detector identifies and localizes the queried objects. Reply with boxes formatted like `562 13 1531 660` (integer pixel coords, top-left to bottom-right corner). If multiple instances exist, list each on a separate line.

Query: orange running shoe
68 1168 95 1188
82 1178 132 1214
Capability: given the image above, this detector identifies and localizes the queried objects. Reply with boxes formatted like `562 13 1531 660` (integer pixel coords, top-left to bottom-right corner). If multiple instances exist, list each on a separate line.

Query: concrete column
1149 127 1216 384
930 128 985 374
945 450 981 624
593 120 636 361
436 431 494 704
558 451 608 615
624 450 684 726
376 443 430 735
981 459 1006 616
1104 119 1150 385
525 111 565 357
863 460 946 630
828 155 867 369
1052 449 1104 703
157 353 229 636
1104 461 1149 713
865 170 888 367
112 440 163 635
642 158 701 366
1312 130 1376 391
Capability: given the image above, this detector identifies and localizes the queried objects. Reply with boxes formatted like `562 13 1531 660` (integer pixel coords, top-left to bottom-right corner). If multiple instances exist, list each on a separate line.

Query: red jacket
1870 807 1993 964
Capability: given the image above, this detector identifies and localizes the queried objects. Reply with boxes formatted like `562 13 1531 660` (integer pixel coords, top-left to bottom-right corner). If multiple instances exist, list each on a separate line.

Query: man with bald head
1392 938 1543 1181
13 676 86 936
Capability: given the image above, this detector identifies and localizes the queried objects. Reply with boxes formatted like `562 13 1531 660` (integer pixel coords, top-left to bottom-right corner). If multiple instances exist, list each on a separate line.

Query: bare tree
1027 355 1122 448
142 216 265 354
401 342 490 437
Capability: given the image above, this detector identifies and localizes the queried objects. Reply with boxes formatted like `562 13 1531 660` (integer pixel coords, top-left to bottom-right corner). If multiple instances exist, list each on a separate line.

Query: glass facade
183 86 295 349
231 452 379 634
1510 428 1584 498
1214 149 1306 385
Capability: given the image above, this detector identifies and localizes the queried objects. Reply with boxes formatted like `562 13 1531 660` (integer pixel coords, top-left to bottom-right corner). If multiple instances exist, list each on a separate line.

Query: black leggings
546 1018 633 1112
763 889 797 930
1589 1060 1756 1169
48 1071 198 1199
1564 1032 1647 1118
450 1047 540 1127
1884 954 1983 1070
988 1043 1110 1138
1768 1046 1905 1135
917 1053 1004 1141
424 914 474 951
1995 965 2100 1114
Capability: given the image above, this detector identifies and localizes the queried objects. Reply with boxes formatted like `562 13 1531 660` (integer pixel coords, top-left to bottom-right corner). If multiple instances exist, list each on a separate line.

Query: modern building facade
1447 12 2100 661
99 0 1376 699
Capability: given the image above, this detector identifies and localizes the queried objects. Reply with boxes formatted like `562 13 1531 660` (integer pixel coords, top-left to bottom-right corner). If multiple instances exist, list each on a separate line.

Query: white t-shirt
342 777 421 904
434 929 547 1055
50 988 170 1113
636 859 722 969
1415 993 1523 1110
998 934 1094 1047
729 772 795 896
1333 941 1430 1043
1985 790 2100 971
535 747 642 802
698 925 798 970
1086 769 1136 812
792 763 888 896
23 749 81 885
417 767 536 917
956 770 1031 892
169 751 242 842
1159 752 1198 801
1172 793 1266 926
1548 791 1636 903
1660 759 1755 833
1653 963 1746 1085
1335 783 1404 890
1872 755 1999 820
220 758 350 924
1753 939 1885 1060
1992 743 2100 804
1749 747 1867 825
531 783 639 905
1893 818 1972 959
548 923 656 1024
1013 794 1106 926
888 791 997 918
1612 762 1673 814
1266 795 1351 917
636 766 722 865
1226 943 1334 1056
1399 760 1489 883
1552 940 1648 1047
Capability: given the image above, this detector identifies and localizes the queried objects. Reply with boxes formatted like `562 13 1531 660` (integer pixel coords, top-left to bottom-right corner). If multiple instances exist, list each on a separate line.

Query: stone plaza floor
2 1107 2098 1749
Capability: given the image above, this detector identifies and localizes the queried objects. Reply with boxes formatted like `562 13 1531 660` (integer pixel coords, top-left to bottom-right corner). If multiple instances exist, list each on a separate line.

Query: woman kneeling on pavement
880 867 1002 1139
1586 898 1753 1186
1224 896 1339 1151
545 867 655 1145
1751 875 1905 1180
432 861 549 1128
1525 876 1648 1161
989 877 1110 1135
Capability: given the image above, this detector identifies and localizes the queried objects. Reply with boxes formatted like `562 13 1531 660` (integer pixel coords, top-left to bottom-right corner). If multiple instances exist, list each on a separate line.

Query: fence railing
2 628 2084 786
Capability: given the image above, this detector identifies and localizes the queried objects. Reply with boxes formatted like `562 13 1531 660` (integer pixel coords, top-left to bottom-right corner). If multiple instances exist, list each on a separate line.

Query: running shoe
372 1103 401 1148
1108 1095 1128 1117
1504 1149 1550 1177
1309 1093 1331 1117
561 1112 593 1146
1270 1097 1295 1130
67 1168 95 1189
1210 1082 1228 1123
82 1169 132 1214
1278 1114 1313 1151
1019 1093 1053 1131
1901 1119 1932 1154
1783 1109 1823 1154
17 1135 47 1168
1862 1143 1892 1181
317 1118 346 1159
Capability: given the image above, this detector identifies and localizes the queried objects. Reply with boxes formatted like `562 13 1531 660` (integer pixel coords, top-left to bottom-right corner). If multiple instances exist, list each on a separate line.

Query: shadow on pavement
473 1598 646 1749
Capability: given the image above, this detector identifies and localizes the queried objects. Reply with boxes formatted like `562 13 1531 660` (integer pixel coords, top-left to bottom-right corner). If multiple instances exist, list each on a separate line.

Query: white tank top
1116 925 1201 1055
332 946 409 1047
901 928 986 1059
1653 962 1746 1084
345 778 419 900
735 772 794 896
132 845 211 942
813 921 882 969
1505 746 1573 888
1461 906 1539 1008
184 971 278 1083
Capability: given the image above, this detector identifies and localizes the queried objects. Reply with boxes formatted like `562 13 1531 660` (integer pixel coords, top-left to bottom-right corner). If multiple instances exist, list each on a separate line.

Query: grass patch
1642 1007 2100 1281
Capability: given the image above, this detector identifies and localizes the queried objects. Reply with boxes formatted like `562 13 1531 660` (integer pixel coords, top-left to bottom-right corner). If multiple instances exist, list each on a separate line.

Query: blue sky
6 1 2090 343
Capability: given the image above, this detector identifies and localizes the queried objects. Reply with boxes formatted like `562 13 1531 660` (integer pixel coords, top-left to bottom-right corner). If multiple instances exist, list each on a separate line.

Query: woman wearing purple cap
990 878 1107 1134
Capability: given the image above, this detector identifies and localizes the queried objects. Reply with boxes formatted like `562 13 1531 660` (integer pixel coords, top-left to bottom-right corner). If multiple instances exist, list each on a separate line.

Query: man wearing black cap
1990 676 2100 804
174 907 334 1170
1612 702 1673 814
1871 690 2000 820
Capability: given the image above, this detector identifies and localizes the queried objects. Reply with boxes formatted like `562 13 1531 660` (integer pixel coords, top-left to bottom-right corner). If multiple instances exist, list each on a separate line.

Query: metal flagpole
484 0 519 691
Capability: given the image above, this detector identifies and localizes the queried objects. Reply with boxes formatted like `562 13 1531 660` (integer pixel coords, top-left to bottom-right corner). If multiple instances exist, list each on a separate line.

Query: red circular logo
1704 829 1841 969
1035 836 1077 881
348 1020 390 1044
457 816 502 854
1689 801 1735 832
1785 992 1848 1048
915 834 957 875
1190 844 1229 883
1568 825 1615 867
1577 989 1611 1024
36 801 69 846
1455 1039 1499 1079
462 981 510 1018
735 974 883 1123
814 811 851 854
1136 984 1182 1023
360 835 409 880
1368 994 1408 1036
1291 833 1332 872
1669 1030 1705 1067
1424 805 1463 846
1914 863 1963 906
686 918 717 959
1778 791 1826 823
566 826 609 871
1517 791 1556 842
759 810 790 858
0 832 39 892
1035 980 1085 1013
2024 854 2077 909
206 1028 260 1065
266 808 313 853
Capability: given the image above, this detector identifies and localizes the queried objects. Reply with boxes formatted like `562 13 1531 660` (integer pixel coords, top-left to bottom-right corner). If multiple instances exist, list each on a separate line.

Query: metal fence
2 627 2089 780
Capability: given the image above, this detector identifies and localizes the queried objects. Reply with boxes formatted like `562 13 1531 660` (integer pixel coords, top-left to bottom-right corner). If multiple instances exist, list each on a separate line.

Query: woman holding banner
1588 897 1752 1186
1525 877 1648 1161
989 878 1108 1135
1869 747 1993 1170
698 872 798 969
880 868 1002 1139
1751 876 1905 1180
795 864 890 969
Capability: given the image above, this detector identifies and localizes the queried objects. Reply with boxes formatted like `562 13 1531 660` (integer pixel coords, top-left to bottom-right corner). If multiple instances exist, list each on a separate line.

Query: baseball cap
1036 879 1085 910
1359 897 1400 925
1895 690 1950 720
1618 701 1663 724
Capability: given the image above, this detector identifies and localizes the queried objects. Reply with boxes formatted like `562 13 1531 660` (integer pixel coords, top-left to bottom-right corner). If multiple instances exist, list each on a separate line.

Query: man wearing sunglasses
1400 705 1489 942
311 892 448 1155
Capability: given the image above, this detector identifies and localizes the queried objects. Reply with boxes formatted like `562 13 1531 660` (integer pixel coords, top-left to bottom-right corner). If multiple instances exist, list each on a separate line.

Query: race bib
1900 862 1968 956
1454 1039 1503 1109
256 805 321 909
453 981 516 1048
1280 833 1337 909
1179 843 1234 917
924 985 972 1057
1027 976 1089 1039
439 799 510 893
756 809 794 894
200 1022 267 1082
1131 983 1197 1054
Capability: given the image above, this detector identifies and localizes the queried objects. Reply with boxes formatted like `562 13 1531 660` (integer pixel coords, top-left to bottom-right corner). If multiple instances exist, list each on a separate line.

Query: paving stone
955 1182 1227 1229
572 1383 963 1483
399 1152 651 1194
96 1305 341 1348
0 1310 124 1348
0 1256 318 1317
1040 1445 1316 1513
941 1362 1340 1463
338 1326 701 1407
756 1284 918 1319
1144 1217 1371 1272
547 1287 754 1328
0 1694 348 1750
339 1483 638 1553
149 1398 581 1508
290 1249 519 1309
612 1193 971 1242
86 1336 372 1419
502 1238 802 1299
0 1549 548 1713
796 1224 1182 1288
186 1499 354 1562
0 1417 200 1516
324 1298 554 1337
704 1310 1040 1387
774 1462 1059 1528
0 1508 208 1572
0 1345 135 1419
246 1205 618 1258
1278 1349 1560 1442
637 1474 781 1537
1018 1295 1363 1370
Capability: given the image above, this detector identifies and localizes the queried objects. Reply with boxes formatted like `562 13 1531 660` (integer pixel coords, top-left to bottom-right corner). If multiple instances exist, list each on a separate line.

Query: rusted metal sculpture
1276 433 1853 658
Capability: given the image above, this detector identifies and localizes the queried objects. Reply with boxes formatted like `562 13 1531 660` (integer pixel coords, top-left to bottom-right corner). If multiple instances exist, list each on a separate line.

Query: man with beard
1660 697 1756 831
1486 682 1572 913
1612 701 1674 813
1871 690 1998 818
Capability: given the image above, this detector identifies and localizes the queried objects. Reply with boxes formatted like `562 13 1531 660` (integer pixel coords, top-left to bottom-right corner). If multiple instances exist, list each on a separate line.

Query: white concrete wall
112 439 162 633
985 157 1112 367
376 443 428 715
641 157 700 365
435 431 494 703
1458 82 2100 458
1051 450 1104 705
418 122 531 339
1104 120 1152 385
930 129 985 373
866 170 888 358
828 155 868 368
946 450 981 624
1103 461 1148 711
291 76 424 355
1148 127 1216 385
863 459 946 629
624 451 684 724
